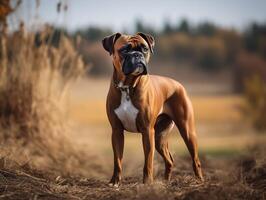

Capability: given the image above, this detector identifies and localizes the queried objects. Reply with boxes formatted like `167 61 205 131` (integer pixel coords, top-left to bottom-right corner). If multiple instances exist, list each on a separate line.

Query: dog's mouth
122 60 148 76
131 63 146 75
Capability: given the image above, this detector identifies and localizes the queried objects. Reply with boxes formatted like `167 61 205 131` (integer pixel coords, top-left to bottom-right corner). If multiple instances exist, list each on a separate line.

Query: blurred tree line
70 19 266 131
70 19 266 93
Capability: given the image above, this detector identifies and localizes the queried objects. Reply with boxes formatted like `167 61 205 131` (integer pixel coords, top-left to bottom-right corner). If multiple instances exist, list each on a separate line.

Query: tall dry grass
243 75 266 132
0 21 88 175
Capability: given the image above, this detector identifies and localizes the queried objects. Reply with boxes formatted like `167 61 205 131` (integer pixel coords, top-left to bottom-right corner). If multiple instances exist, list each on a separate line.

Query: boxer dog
102 32 203 186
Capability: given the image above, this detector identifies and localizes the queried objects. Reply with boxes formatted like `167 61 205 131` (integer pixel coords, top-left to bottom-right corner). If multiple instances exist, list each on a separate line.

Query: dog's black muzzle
122 51 148 76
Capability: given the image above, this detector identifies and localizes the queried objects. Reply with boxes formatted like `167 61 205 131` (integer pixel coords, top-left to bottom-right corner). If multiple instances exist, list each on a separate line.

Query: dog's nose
133 52 142 58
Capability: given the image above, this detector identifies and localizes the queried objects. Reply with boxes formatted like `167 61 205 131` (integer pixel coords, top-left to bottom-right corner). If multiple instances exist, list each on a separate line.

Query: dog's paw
108 176 121 188
198 175 205 182
108 182 120 188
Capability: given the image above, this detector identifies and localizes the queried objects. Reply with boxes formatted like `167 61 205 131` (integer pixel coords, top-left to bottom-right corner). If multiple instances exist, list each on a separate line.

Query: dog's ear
102 33 122 55
136 32 155 54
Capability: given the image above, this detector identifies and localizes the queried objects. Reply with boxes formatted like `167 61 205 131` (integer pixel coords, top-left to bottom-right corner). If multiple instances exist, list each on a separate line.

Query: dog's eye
120 48 128 54
119 44 131 55
142 46 149 53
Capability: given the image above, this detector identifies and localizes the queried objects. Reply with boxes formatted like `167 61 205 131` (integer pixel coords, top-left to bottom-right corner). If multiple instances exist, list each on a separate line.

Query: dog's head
102 33 155 77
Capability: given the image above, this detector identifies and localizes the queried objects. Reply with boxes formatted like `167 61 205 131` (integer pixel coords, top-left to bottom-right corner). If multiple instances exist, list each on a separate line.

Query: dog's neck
112 69 143 89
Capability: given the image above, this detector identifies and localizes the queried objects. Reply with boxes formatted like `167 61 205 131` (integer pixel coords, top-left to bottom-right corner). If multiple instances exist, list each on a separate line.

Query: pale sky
10 0 266 32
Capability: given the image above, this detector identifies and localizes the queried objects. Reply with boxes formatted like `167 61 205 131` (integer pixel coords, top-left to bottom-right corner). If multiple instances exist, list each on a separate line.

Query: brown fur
103 33 203 185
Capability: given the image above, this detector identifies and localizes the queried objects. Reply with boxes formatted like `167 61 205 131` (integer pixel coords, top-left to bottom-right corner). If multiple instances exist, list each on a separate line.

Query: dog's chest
114 90 139 133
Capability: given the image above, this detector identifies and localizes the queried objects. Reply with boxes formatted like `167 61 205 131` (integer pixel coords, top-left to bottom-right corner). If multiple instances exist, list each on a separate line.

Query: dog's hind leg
155 114 174 181
168 89 204 181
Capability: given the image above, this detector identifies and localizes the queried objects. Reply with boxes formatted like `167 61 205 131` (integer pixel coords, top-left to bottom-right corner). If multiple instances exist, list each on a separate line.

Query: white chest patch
115 90 139 133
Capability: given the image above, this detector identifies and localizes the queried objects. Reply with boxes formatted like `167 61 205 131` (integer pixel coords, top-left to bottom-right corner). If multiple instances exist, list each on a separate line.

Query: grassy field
68 78 265 161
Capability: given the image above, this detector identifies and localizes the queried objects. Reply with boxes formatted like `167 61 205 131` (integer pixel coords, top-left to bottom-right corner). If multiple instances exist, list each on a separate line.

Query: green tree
197 22 216 36
163 20 174 35
177 19 190 34
135 19 156 35
244 22 266 58
75 26 112 41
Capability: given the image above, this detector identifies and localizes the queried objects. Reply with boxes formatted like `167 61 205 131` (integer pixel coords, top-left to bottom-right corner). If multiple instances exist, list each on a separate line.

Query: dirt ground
0 148 265 200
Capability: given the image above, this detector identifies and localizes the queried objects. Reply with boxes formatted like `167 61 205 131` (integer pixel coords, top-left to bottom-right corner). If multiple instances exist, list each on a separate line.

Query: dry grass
243 75 266 131
0 22 89 175
0 145 265 200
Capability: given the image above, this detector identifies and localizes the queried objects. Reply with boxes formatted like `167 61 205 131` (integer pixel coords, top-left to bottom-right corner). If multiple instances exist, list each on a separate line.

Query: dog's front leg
109 127 124 187
142 128 155 184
